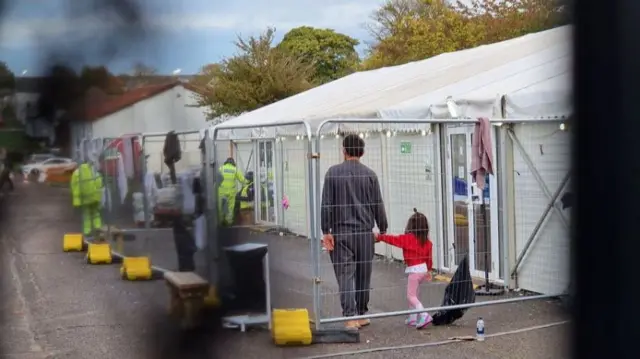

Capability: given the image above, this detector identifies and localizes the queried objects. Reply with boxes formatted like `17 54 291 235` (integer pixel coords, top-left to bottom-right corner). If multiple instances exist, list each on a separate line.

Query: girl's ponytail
406 208 429 245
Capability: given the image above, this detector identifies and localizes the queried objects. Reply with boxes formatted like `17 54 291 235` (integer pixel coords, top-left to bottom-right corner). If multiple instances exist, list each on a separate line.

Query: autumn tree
278 26 360 83
453 0 569 43
80 65 125 95
363 0 567 70
118 62 159 88
362 0 484 70
197 28 315 120
189 63 221 92
131 62 157 77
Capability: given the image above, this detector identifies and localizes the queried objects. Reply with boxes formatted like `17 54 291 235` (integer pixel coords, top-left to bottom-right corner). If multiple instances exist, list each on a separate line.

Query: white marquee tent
215 25 572 139
211 25 573 296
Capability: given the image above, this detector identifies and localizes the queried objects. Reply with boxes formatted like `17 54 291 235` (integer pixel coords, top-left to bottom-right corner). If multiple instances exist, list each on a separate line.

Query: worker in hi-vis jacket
70 160 104 236
217 157 246 226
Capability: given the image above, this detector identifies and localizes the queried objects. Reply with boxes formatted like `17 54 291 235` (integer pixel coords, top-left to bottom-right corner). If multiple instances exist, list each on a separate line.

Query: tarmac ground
0 181 571 359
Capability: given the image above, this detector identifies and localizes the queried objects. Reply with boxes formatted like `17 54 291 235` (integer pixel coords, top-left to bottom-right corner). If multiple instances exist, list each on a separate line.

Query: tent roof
217 25 572 139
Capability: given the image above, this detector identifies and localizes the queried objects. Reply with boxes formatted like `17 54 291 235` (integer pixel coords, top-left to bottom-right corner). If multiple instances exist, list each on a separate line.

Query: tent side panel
386 133 439 262
512 123 571 294
281 138 310 236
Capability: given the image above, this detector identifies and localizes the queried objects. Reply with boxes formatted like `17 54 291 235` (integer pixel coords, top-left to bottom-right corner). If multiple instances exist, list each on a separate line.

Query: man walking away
321 134 388 330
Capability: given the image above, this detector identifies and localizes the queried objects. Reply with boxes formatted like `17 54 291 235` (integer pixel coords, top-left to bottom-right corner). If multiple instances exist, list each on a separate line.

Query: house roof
82 81 204 121
119 74 196 90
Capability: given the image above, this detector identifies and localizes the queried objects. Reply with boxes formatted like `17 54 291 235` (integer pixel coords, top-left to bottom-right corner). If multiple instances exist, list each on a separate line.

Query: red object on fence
101 134 143 178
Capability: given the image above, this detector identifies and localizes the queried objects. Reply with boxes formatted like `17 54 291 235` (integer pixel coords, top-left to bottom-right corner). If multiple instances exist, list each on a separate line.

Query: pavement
0 181 571 359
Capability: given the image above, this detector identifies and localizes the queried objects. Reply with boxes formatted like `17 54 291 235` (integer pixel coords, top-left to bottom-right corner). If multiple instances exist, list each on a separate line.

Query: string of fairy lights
273 120 568 142
278 127 435 141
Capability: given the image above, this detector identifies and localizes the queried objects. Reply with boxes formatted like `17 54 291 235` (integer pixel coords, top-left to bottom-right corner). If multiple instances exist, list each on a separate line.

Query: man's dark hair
343 134 365 158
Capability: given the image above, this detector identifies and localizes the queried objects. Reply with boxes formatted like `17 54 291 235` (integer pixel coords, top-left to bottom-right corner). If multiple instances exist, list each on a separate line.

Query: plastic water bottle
476 317 485 341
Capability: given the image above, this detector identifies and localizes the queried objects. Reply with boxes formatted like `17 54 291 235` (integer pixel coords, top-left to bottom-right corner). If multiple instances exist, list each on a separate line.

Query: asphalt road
0 182 572 359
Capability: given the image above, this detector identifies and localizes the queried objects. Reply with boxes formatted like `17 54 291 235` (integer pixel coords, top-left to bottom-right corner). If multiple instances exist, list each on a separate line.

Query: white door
444 126 500 280
257 140 277 224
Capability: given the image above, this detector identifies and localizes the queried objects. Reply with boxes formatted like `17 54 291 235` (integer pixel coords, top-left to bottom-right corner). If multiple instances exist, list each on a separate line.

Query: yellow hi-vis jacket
218 163 246 192
239 182 254 209
70 163 104 207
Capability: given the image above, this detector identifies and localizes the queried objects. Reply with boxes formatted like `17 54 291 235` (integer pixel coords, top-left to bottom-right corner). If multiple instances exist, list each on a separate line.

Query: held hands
322 234 334 251
324 232 381 251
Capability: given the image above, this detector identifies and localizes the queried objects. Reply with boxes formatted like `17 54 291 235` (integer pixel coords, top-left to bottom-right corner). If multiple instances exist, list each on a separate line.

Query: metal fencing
72 116 570 330
204 117 570 330
74 131 206 273
311 118 570 327
209 121 317 318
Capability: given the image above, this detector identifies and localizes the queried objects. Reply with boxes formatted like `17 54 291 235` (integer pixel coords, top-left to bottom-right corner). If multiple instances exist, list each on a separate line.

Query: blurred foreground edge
573 0 640 358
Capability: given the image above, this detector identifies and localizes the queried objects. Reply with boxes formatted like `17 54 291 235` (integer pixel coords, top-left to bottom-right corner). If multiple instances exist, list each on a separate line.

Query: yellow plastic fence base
120 257 153 280
271 309 313 346
62 233 84 252
203 286 220 308
86 243 113 264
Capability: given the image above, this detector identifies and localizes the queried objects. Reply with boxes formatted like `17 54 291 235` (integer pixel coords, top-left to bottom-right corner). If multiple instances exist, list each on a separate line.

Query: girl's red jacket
377 233 433 270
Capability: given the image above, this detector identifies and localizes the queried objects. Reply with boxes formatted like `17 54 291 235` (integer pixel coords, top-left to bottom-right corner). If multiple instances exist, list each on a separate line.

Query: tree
362 0 567 70
0 61 15 94
119 62 159 89
362 0 484 70
131 62 157 77
196 28 315 120
80 65 125 95
36 65 84 121
453 0 569 44
278 26 360 83
366 0 427 43
189 63 221 92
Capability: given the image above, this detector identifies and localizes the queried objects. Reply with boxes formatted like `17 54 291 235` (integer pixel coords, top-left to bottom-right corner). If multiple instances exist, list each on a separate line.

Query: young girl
375 208 433 329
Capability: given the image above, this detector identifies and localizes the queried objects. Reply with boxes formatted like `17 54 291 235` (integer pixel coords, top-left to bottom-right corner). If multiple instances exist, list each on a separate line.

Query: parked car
22 157 77 176
26 153 56 164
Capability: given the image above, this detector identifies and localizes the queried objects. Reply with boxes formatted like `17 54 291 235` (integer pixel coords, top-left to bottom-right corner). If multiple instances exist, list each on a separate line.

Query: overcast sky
0 0 386 75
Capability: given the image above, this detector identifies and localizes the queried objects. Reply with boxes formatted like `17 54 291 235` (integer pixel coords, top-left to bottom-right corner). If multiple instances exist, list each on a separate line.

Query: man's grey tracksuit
321 160 388 317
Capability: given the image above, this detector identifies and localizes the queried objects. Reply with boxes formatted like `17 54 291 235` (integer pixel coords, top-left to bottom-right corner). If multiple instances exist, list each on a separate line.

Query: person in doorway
375 208 434 329
234 171 255 224
321 134 388 330
218 157 247 226
70 160 104 236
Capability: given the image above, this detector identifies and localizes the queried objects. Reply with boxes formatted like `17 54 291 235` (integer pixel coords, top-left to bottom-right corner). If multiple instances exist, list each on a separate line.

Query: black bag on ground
432 255 476 326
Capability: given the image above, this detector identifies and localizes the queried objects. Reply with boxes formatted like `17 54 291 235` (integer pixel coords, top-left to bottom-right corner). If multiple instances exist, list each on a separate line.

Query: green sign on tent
400 142 412 154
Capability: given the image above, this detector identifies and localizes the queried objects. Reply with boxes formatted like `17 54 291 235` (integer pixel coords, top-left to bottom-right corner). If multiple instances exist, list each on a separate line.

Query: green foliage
278 26 360 83
0 129 27 152
363 0 568 70
0 61 15 93
363 0 484 70
80 66 125 95
453 0 569 43
1 104 20 127
195 28 315 120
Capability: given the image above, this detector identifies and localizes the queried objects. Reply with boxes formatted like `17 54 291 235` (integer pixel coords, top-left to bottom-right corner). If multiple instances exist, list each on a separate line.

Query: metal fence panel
207 122 317 322
81 131 206 273
312 118 570 327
